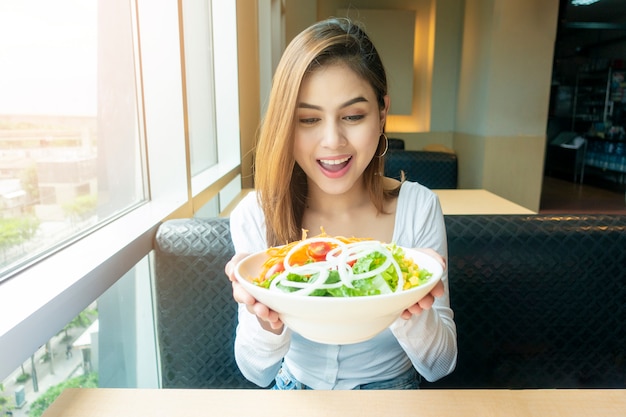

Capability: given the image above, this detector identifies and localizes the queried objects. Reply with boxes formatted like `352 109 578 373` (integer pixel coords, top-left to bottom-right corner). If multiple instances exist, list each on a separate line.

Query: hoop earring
376 133 388 158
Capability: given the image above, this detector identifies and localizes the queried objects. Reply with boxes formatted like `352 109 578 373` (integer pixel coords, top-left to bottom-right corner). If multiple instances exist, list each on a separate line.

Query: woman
225 17 457 389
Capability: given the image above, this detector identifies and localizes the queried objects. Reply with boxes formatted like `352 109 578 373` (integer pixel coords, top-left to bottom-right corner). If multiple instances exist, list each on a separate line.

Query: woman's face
294 62 388 197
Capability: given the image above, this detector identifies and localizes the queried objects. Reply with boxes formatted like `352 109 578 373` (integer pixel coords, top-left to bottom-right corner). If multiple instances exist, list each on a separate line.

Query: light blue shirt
230 181 457 389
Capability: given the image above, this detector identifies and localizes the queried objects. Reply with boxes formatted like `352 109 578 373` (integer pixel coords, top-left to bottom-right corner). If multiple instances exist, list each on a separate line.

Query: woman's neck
304 182 371 214
302 182 397 241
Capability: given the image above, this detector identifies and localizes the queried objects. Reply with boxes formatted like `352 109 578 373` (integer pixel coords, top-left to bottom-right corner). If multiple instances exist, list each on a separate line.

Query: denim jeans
271 365 421 390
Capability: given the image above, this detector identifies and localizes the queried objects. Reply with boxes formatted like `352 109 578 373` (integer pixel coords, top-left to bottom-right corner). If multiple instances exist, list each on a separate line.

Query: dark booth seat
384 149 458 189
387 137 405 150
425 214 626 389
153 215 626 390
153 218 257 389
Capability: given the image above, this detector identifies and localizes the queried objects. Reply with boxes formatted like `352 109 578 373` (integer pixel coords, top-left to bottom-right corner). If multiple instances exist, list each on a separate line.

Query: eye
343 114 365 122
299 117 320 125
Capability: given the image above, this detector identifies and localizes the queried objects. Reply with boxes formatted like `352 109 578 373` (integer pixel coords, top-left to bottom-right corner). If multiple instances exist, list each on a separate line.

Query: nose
321 121 346 149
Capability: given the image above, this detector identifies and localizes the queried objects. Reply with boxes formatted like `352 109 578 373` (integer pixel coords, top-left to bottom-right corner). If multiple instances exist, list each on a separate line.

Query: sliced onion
267 240 406 295
283 237 345 272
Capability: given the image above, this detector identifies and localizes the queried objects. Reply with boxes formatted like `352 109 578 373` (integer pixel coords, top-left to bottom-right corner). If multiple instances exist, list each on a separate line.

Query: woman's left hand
400 248 446 319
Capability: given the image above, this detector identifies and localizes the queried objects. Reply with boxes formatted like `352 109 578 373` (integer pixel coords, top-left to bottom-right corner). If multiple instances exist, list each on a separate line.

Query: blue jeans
271 365 421 390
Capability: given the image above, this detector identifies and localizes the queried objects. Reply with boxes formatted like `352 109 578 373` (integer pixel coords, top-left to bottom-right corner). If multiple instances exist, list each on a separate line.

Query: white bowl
234 247 443 345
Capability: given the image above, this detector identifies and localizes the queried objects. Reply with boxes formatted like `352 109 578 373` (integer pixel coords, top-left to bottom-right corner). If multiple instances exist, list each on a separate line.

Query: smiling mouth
318 156 351 172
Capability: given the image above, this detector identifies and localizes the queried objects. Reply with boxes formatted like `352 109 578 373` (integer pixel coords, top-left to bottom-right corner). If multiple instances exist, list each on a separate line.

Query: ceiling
556 0 626 60
562 0 626 26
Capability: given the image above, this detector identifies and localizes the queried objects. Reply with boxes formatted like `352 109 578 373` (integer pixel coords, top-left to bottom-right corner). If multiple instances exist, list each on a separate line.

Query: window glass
0 256 157 416
0 0 242 399
0 0 144 281
0 303 98 416
182 0 218 176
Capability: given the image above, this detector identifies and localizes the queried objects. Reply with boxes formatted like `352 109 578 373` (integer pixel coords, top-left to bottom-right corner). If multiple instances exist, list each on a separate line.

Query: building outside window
0 0 144 281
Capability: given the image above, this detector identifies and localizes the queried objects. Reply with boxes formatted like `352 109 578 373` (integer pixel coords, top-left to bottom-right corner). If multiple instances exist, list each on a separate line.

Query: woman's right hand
225 253 284 333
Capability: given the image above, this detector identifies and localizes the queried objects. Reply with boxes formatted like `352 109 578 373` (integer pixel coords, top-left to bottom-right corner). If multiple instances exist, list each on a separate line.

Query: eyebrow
298 96 369 110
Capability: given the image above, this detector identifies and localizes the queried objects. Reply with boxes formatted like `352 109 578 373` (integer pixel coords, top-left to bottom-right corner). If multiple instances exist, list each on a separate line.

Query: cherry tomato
306 241 332 261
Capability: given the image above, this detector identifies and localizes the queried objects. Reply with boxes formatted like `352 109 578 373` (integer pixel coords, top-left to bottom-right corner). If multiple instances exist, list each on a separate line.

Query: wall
281 0 462 150
317 0 439 135
455 0 558 210
240 0 560 211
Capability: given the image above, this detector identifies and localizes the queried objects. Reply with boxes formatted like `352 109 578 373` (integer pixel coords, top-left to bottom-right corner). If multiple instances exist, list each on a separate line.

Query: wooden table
433 189 535 215
222 189 535 217
42 388 625 417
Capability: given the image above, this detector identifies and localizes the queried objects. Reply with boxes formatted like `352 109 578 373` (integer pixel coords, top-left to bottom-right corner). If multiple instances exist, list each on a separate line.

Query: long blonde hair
254 18 396 246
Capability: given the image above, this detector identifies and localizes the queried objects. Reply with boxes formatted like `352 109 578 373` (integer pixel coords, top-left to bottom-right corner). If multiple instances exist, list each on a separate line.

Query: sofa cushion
425 214 626 389
152 214 626 389
384 150 458 189
153 217 257 389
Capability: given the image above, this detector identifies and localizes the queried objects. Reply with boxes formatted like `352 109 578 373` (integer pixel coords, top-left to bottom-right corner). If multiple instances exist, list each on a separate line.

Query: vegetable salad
254 237 433 297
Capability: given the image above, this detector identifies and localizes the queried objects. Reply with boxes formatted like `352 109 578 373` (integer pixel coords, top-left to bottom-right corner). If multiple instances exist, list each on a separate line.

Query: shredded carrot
259 229 371 280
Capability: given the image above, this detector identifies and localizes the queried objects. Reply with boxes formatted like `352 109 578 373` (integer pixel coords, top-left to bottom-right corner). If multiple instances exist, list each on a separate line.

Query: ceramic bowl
234 246 443 344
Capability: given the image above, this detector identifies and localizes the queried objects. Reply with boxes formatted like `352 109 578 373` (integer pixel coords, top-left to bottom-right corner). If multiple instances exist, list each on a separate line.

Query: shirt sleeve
234 305 292 387
229 191 267 254
389 182 458 382
229 191 292 387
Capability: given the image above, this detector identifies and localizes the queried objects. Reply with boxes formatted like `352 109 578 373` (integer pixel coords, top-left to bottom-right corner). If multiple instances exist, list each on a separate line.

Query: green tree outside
28 373 98 417
0 383 14 416
61 307 98 341
62 195 97 225
20 164 40 203
0 216 40 261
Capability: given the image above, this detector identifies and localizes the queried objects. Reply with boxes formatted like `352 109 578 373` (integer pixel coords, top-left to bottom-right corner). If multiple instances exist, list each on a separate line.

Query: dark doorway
542 0 626 212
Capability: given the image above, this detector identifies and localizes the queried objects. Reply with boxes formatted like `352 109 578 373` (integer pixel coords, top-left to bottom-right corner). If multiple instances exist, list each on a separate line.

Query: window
182 0 218 176
0 0 242 391
0 0 144 280
0 257 159 414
